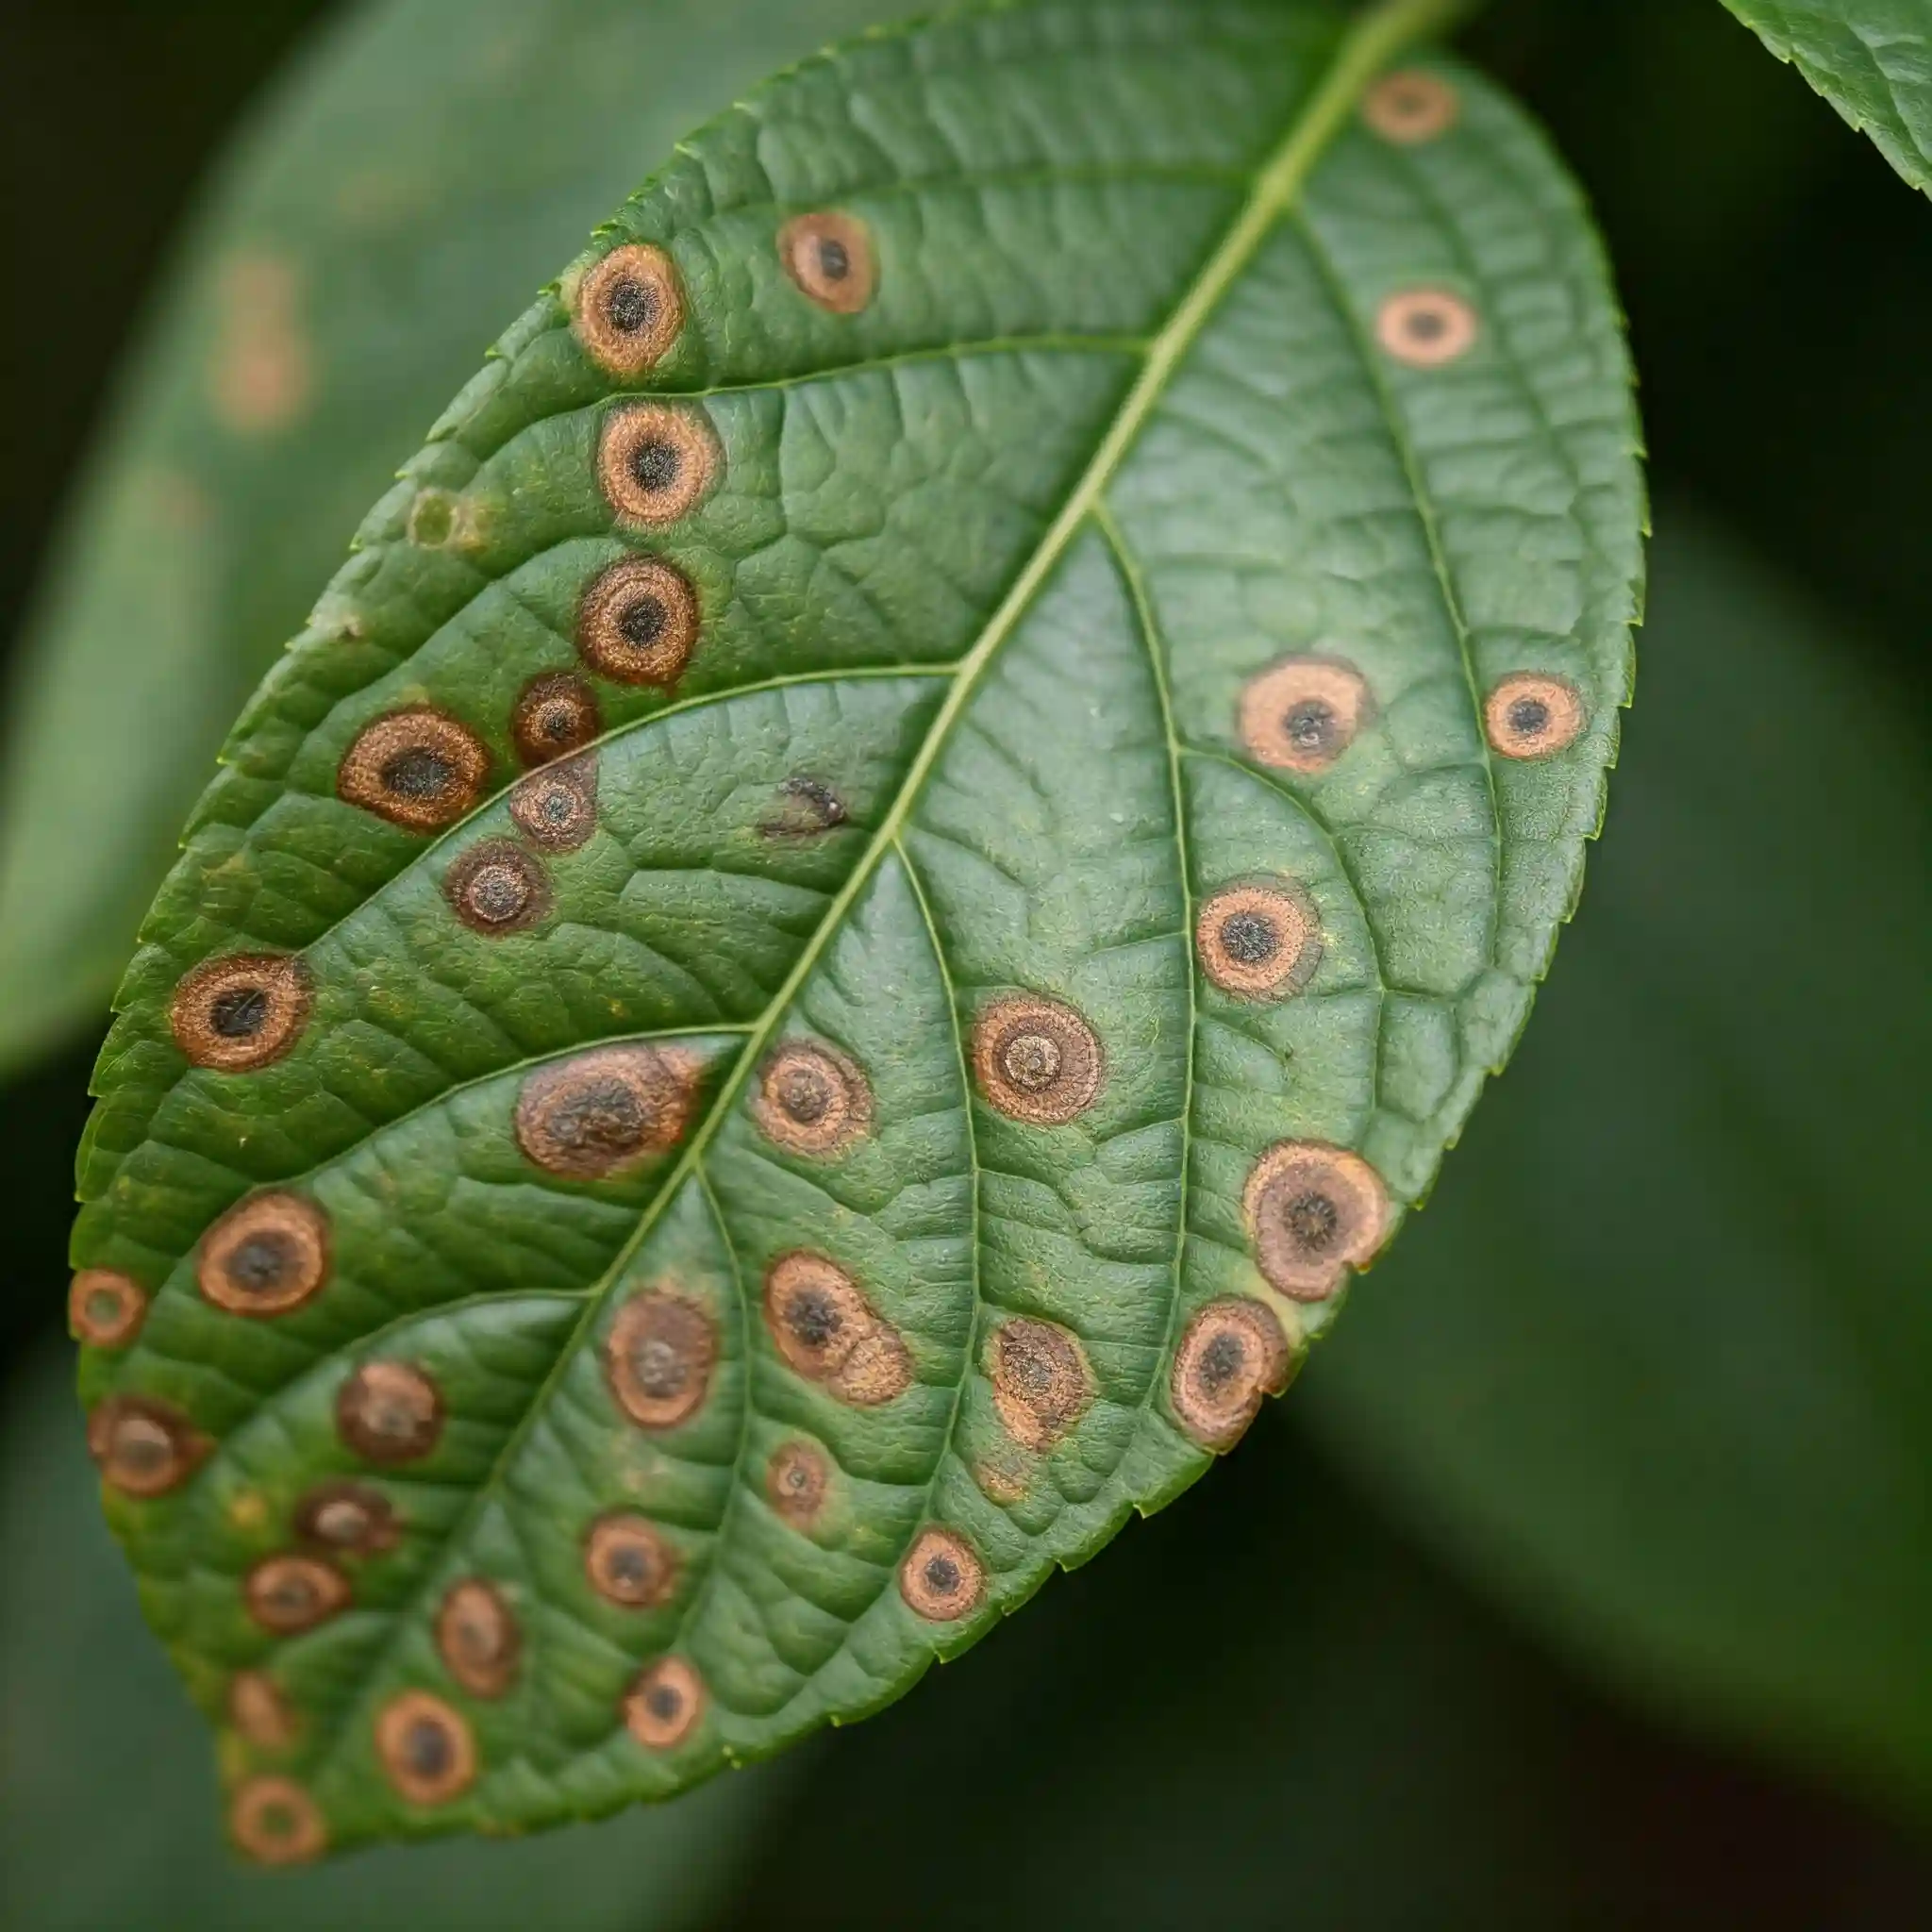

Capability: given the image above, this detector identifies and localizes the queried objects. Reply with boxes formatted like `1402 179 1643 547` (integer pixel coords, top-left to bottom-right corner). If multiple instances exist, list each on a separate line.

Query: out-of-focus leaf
0 1347 783 1932
1299 508 1932 1809
0 0 889 1074
1721 1 1932 195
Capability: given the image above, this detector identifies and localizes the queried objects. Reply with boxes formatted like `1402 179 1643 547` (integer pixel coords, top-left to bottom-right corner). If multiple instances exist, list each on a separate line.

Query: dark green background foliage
1 0 1928 1924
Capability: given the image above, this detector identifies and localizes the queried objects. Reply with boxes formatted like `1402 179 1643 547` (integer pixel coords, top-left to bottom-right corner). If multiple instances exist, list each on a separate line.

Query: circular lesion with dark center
766 1440 831 1528
68 1268 148 1349
597 405 719 527
436 1578 520 1698
1362 68 1459 143
604 1289 716 1431
1196 880 1323 1000
778 210 878 313
625 1656 705 1750
1239 657 1373 775
585 1513 679 1608
1243 1142 1391 1300
1376 288 1479 368
1484 672 1587 760
988 1318 1091 1454
512 671 602 767
514 1044 700 1180
87 1395 208 1497
375 1690 476 1806
196 1191 330 1317
293 1479 398 1556
971 995 1105 1126
762 1251 911 1407
753 1039 873 1158
338 708 491 831
336 1359 443 1465
574 242 685 377
899 1526 985 1623
443 839 551 936
577 555 701 685
508 755 597 853
170 951 311 1073
244 1553 350 1635
1170 1298 1293 1451
230 1775 326 1864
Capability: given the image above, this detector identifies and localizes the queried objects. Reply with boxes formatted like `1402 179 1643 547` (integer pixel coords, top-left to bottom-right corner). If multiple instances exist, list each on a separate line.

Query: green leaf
1720 0 1932 195
1299 508 1932 1810
71 0 1642 1856
0 0 891 1076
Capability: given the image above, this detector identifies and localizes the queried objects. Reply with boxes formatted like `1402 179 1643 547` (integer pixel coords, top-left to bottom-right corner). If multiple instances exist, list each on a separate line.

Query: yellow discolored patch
209 253 312 435
337 1359 444 1465
436 1578 520 1699
169 951 312 1074
512 671 602 767
443 839 551 936
625 1657 705 1750
229 1775 326 1864
508 756 597 853
777 210 878 314
1170 1298 1292 1452
197 1191 330 1318
988 1318 1091 1453
752 1040 873 1158
67 1268 148 1349
514 1044 700 1180
338 708 491 832
604 1289 716 1431
1239 656 1373 774
597 405 720 526
1376 288 1479 368
899 1526 985 1623
375 1690 476 1806
762 1252 912 1407
765 1440 830 1528
293 1479 399 1556
576 556 701 685
1195 882 1322 1000
1484 673 1587 759
228 1671 298 1750
1243 1142 1391 1300
971 996 1105 1126
244 1554 350 1635
575 242 686 377
1362 69 1459 143
87 1396 208 1498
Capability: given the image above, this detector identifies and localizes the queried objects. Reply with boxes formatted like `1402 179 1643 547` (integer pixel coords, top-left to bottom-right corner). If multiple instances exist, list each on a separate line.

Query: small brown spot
971 996 1105 1126
294 1480 399 1556
1196 882 1322 1000
229 1775 326 1864
86 1396 208 1497
624 1656 705 1750
766 1440 830 1527
68 1269 147 1349
973 1453 1030 1507
1362 69 1459 143
338 708 491 832
1484 673 1587 759
337 1359 444 1464
210 253 312 436
436 1579 520 1698
1244 1142 1391 1299
197 1191 330 1318
758 775 847 839
752 1040 873 1158
1170 1298 1292 1451
605 1290 716 1430
576 556 701 684
244 1554 350 1635
170 952 311 1073
512 671 602 767
508 756 597 853
575 242 685 377
375 1690 476 1805
899 1526 984 1623
763 1252 911 1406
597 405 719 526
585 1513 679 1608
514 1044 699 1179
228 1671 298 1749
778 210 877 314
1239 657 1373 774
1377 288 1479 368
443 839 551 935
988 1318 1091 1453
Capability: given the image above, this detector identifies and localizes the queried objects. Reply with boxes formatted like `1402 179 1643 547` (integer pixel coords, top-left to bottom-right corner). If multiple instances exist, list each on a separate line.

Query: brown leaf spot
512 671 602 767
508 756 597 853
605 1290 715 1431
971 996 1105 1126
575 242 685 378
197 1191 330 1318
293 1479 399 1556
1244 1142 1391 1300
766 1440 830 1528
1484 673 1587 759
337 1359 444 1465
228 1671 298 1750
758 775 847 839
444 839 551 936
778 210 877 314
87 1396 208 1498
67 1269 147 1349
244 1554 350 1635
752 1040 873 1158
576 556 701 684
1170 1298 1292 1452
170 952 311 1073
514 1044 699 1179
1195 882 1322 1000
988 1317 1091 1453
1239 657 1373 774
762 1252 911 1407
1376 288 1479 368
229 1775 326 1864
597 404 719 526
624 1656 705 1750
338 708 491 832
375 1690 476 1806
209 254 312 435
584 1512 679 1608
899 1526 984 1623
1362 69 1459 143
436 1579 520 1698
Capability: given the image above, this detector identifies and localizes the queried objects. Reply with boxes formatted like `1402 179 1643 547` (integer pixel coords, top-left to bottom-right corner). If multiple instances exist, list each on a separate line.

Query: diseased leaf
71 0 1643 1857
1721 0 1932 195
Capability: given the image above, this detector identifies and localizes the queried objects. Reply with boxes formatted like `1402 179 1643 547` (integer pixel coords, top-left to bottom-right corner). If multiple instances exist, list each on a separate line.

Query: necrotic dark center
607 276 657 335
381 746 456 799
924 1555 960 1595
208 985 269 1038
548 1079 646 1157
620 593 667 647
1196 1329 1247 1395
405 1720 453 1779
1284 1191 1341 1254
786 1289 842 1351
1508 697 1551 737
1285 700 1336 752
629 440 681 493
817 237 851 281
227 1233 295 1293
1219 910 1279 966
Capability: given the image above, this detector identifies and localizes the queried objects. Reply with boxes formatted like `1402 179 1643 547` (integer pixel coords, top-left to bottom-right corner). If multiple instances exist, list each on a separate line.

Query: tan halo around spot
1195 882 1322 1000
752 1040 873 1158
514 1044 700 1179
229 1775 326 1864
597 405 719 526
766 1440 831 1527
988 1318 1091 1453
778 210 878 314
87 1395 208 1497
1239 656 1373 774
508 757 597 853
436 1579 520 1699
605 1289 716 1431
375 1690 476 1805
585 1512 680 1607
244 1554 350 1635
1170 1298 1293 1451
762 1252 912 1407
899 1526 985 1623
338 707 491 831
169 951 312 1073
68 1268 148 1348
1362 69 1459 143
577 556 701 684
1376 288 1479 368
197 1191 330 1317
970 996 1105 1126
625 1656 705 1750
336 1359 444 1464
1484 672 1588 759
1243 1141 1391 1300
443 839 551 936
293 1479 399 1555
512 671 602 767
575 242 685 377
